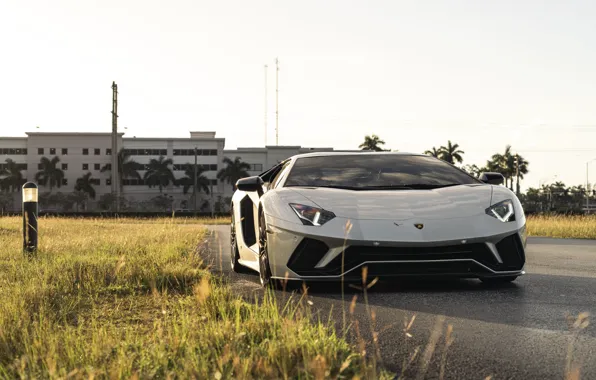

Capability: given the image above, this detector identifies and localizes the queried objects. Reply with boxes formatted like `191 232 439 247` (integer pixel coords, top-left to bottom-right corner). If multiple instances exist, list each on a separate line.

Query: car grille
287 233 525 277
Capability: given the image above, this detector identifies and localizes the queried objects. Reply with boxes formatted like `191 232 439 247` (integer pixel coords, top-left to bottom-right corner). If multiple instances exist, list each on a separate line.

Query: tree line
2 136 593 213
0 150 252 203
359 134 530 193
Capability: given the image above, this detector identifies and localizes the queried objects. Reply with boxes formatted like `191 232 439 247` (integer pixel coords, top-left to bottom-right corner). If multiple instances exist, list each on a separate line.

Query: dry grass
0 216 391 379
526 215 596 239
165 214 596 240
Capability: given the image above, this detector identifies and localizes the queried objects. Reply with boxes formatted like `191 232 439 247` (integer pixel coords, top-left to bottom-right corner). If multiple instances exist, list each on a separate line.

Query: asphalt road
204 226 596 379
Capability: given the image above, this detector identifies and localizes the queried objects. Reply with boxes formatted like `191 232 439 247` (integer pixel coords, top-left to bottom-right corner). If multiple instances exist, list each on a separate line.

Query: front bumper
266 216 527 281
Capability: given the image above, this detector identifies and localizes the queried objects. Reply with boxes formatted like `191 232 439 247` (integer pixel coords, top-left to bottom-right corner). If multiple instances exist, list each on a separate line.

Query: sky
1 0 596 191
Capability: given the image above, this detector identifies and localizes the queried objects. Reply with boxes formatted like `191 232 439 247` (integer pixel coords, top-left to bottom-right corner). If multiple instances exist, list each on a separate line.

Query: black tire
230 208 245 273
480 276 518 285
258 211 277 288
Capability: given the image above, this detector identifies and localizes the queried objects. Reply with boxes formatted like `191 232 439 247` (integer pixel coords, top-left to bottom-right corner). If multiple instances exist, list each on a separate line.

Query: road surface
204 226 596 379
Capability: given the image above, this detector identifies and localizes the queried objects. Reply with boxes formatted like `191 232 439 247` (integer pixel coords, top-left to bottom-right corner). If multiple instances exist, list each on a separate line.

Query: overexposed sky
2 0 596 190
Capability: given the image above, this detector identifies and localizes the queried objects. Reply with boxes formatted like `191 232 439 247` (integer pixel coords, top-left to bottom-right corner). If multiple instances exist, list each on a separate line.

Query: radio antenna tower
275 57 279 145
264 64 268 146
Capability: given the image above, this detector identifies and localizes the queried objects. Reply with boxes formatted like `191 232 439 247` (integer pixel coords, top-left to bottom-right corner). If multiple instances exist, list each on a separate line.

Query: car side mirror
479 172 504 185
236 176 264 192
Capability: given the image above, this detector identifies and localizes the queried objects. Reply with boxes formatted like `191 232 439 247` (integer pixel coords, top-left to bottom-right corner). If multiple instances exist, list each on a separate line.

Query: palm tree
462 164 483 177
177 164 211 195
75 172 97 199
0 159 26 192
489 146 529 191
424 147 441 158
514 154 529 195
359 134 387 151
490 146 514 189
217 157 251 191
68 191 88 212
438 141 464 164
35 156 65 191
101 149 141 191
143 156 176 193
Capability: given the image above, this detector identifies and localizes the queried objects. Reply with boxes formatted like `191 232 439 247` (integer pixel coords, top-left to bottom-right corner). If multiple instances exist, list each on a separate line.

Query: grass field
526 215 596 240
158 214 596 240
16 214 596 240
0 214 593 378
0 217 391 379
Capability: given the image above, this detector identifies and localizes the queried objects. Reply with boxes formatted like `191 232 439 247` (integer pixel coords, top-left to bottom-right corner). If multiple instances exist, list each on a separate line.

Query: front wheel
230 209 245 273
258 212 276 288
480 276 518 285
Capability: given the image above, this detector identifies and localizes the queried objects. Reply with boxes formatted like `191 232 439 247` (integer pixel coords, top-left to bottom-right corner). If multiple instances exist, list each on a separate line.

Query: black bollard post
22 182 38 254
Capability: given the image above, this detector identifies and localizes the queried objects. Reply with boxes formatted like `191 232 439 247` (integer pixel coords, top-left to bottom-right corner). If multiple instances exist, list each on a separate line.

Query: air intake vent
495 233 525 270
287 238 330 274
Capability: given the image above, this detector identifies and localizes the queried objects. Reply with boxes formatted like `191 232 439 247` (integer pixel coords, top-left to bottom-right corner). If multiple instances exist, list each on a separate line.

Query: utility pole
264 64 268 146
193 147 198 214
275 57 279 145
515 153 520 196
111 81 119 212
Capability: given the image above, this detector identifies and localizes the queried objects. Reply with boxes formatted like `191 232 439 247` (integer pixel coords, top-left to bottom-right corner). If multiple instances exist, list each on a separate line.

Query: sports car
229 152 527 287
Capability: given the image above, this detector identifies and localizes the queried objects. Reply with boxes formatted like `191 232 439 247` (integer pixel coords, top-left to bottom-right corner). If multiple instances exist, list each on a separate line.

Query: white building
0 131 355 212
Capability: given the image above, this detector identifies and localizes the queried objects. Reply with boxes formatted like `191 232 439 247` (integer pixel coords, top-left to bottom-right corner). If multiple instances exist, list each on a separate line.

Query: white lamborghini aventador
229 152 527 287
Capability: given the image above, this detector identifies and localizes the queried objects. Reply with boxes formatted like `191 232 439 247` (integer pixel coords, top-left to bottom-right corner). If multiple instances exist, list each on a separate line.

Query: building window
210 179 217 186
0 163 27 170
62 163 68 170
94 148 100 155
62 178 68 186
249 164 263 172
83 148 89 155
94 163 100 170
129 162 149 171
90 179 100 186
123 148 167 156
0 148 27 155
105 163 112 170
172 163 217 171
38 163 43 170
50 148 56 155
173 149 218 156
38 148 44 155
106 148 112 155
122 178 146 186
82 164 88 170
106 178 112 186
61 148 68 155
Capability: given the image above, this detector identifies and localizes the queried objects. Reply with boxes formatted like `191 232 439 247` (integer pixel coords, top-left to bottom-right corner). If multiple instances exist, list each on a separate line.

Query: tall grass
527 215 596 239
0 216 390 379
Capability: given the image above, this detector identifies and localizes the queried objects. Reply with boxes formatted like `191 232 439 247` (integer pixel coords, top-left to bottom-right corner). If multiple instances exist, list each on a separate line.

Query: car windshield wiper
353 185 415 190
402 183 462 189
286 184 463 190
356 184 462 190
285 185 364 190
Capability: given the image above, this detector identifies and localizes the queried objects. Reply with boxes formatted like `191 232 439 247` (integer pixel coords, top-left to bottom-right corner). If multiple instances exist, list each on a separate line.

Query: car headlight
289 203 335 226
486 199 516 222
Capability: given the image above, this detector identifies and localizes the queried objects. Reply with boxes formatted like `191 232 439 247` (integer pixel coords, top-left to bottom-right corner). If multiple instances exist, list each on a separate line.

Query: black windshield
283 154 481 189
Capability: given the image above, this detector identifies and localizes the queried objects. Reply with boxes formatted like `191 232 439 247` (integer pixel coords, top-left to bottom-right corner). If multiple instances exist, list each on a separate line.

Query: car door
250 160 293 250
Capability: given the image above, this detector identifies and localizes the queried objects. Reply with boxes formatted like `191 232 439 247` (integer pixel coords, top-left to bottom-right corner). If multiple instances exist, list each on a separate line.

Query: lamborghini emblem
414 223 424 230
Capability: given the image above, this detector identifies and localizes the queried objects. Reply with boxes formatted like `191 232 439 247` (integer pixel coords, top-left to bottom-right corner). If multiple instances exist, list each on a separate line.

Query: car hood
288 184 493 220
